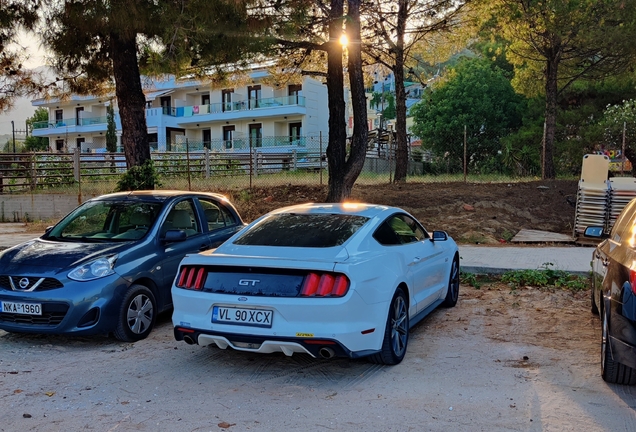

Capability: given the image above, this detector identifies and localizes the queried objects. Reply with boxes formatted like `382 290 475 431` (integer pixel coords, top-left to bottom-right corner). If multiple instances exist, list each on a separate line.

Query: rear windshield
234 213 369 247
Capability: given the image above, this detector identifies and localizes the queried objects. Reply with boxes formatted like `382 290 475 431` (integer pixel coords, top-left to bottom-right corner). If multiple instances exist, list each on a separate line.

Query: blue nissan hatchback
0 190 244 341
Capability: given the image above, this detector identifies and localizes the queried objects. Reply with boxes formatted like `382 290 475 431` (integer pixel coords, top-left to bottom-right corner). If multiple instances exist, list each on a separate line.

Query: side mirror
431 230 448 242
584 226 608 239
163 229 187 243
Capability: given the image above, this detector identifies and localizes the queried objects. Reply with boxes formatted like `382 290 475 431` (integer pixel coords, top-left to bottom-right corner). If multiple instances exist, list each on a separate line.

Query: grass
501 263 589 291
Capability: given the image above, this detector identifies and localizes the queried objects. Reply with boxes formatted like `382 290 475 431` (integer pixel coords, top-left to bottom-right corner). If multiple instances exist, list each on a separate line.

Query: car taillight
176 266 207 290
300 272 350 297
630 270 636 295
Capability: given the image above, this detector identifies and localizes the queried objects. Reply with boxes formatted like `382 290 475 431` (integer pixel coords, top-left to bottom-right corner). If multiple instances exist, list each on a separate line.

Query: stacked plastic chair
609 177 636 231
574 154 610 236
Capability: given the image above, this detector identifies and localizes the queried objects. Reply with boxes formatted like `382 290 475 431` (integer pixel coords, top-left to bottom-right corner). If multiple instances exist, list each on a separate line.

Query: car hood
0 238 130 272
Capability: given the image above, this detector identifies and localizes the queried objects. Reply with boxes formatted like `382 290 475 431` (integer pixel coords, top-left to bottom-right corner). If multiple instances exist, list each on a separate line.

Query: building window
289 122 302 143
288 84 302 104
222 89 234 112
55 139 64 152
160 96 171 115
223 126 235 149
77 137 86 152
75 107 84 126
201 94 210 106
249 123 262 148
55 109 63 126
248 85 261 109
203 129 212 149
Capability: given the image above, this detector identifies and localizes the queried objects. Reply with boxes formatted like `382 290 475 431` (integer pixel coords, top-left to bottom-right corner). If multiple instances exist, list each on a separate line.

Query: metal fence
1 128 573 199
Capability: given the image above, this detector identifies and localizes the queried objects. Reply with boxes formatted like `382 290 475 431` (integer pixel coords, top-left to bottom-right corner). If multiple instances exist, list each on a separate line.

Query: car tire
590 283 599 315
370 288 409 365
601 305 636 385
114 284 157 342
441 254 460 308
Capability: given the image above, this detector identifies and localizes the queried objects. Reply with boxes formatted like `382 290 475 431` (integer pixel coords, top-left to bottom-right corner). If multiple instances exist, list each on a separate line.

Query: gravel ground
1 284 635 432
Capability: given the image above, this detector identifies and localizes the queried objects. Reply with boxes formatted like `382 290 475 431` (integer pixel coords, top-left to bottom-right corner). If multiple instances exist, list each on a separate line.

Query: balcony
167 136 310 152
32 116 108 130
159 95 306 118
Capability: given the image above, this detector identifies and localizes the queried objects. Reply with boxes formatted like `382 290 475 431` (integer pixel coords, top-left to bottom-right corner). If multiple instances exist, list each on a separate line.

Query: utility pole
11 120 16 153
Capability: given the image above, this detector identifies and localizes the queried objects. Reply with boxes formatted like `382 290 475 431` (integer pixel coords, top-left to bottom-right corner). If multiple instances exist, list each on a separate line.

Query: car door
158 198 211 295
380 214 447 313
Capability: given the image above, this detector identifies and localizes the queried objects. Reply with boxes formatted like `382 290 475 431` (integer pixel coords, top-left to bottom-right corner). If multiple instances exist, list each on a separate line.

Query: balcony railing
168 136 308 152
32 116 108 129
161 95 306 117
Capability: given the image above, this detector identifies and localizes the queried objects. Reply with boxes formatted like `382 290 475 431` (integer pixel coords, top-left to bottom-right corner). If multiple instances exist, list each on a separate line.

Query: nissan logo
18 278 30 289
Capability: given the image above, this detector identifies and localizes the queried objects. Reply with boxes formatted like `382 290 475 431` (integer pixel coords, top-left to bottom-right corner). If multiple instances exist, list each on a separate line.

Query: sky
0 31 49 136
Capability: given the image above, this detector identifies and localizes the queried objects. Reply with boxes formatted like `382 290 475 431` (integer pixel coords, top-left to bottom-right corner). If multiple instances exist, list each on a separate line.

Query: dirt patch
21 180 578 244
3 282 632 431
227 180 578 244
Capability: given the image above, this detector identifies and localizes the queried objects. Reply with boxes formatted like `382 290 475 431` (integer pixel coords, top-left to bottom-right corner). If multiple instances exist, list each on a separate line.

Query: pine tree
106 102 117 153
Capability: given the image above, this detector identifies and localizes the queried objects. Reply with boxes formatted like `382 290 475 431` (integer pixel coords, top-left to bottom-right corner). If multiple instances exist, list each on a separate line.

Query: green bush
116 160 161 191
502 264 588 291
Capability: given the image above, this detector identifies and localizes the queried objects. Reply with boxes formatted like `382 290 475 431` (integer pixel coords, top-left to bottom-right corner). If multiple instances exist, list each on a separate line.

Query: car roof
89 190 229 203
265 202 395 218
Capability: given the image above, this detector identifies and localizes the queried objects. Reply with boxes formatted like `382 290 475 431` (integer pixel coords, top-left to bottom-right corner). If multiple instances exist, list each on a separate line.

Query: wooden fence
0 148 326 194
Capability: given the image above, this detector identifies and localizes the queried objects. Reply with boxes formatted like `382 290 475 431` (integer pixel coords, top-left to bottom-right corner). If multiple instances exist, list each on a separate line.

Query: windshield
45 200 163 242
234 213 369 247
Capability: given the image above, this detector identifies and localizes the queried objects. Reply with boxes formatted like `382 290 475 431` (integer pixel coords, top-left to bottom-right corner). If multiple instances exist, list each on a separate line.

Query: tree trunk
543 54 559 179
110 31 150 169
325 0 348 202
393 0 408 182
341 0 367 194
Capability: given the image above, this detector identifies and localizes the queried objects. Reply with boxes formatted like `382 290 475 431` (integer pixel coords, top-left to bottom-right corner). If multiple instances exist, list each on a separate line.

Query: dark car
0 190 245 341
586 198 636 385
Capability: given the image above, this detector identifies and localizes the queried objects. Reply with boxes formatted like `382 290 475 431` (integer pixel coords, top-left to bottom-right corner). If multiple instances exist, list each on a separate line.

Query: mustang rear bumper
174 327 378 359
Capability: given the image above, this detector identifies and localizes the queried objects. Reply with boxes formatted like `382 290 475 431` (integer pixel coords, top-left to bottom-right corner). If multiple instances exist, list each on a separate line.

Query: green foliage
460 272 481 289
0 0 41 111
24 107 50 152
370 91 396 121
24 136 49 152
501 230 515 242
502 264 588 291
106 102 117 152
410 57 525 168
115 160 161 191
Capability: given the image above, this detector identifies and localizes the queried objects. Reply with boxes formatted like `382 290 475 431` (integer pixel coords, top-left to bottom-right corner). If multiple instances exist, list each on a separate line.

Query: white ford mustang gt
172 202 459 365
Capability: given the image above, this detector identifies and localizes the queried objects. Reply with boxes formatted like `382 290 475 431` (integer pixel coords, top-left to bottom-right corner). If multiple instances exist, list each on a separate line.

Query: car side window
219 206 236 226
199 199 237 231
374 214 426 245
161 199 200 238
612 199 636 242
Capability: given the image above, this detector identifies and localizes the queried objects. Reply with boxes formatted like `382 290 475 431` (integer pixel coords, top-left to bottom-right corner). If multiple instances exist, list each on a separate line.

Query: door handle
199 244 209 251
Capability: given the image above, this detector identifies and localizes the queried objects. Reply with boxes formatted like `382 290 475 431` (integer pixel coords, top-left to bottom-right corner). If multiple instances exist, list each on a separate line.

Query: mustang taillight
176 266 207 290
630 270 636 295
300 272 350 297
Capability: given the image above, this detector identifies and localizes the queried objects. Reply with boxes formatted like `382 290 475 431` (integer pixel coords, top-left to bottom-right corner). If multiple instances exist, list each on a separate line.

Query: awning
144 89 174 101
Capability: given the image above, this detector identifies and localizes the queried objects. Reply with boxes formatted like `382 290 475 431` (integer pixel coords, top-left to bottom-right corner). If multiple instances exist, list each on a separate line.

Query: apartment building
31 68 329 153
